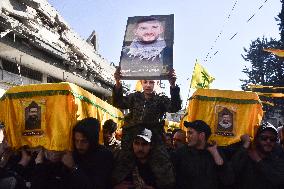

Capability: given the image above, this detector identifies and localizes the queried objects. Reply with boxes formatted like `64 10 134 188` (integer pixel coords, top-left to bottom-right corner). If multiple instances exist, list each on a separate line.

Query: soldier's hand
114 67 122 87
207 141 224 165
206 141 218 154
61 151 75 169
35 148 44 164
240 134 251 149
168 69 176 87
18 148 32 167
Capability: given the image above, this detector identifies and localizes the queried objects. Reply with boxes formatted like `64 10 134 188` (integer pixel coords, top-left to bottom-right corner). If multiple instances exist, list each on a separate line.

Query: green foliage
241 37 284 90
241 1 284 118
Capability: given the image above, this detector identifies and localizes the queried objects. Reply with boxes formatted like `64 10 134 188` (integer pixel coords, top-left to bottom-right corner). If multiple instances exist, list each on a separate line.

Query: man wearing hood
62 117 113 189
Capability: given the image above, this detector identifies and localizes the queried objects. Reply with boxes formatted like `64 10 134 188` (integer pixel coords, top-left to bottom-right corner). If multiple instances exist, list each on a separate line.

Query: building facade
0 0 122 99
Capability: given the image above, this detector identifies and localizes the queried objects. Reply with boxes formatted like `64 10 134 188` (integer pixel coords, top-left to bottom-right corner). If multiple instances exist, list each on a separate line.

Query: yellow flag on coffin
0 82 124 151
263 48 284 57
181 89 263 146
190 61 215 89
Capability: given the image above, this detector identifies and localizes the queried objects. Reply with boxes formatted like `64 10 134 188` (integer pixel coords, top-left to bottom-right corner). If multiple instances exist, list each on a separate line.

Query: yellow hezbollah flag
0 82 124 151
263 48 284 57
190 61 215 89
181 89 263 146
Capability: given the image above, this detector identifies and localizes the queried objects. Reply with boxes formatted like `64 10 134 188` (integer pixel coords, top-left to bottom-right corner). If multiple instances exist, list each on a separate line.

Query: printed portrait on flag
215 106 236 136
25 101 41 130
119 14 174 80
22 99 46 136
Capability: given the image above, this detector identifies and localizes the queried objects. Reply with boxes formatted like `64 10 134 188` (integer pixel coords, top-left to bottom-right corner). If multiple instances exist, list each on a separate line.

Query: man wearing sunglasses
231 122 284 189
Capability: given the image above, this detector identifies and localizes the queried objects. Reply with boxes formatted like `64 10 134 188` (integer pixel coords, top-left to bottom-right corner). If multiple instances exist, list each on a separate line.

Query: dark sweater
173 145 234 189
231 147 284 189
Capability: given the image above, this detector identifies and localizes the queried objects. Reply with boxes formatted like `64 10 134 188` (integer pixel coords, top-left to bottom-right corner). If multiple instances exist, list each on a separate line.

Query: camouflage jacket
112 85 182 128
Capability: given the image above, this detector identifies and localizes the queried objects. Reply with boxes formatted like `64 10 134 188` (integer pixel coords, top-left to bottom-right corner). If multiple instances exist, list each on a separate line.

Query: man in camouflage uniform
111 67 181 189
113 128 159 189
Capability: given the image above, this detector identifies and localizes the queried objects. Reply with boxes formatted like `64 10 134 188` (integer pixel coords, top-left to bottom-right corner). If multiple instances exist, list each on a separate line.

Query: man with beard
32 118 113 189
126 17 166 61
217 111 233 133
113 128 157 189
25 101 41 130
172 129 186 150
120 17 173 78
173 120 234 189
231 122 284 189
67 117 113 189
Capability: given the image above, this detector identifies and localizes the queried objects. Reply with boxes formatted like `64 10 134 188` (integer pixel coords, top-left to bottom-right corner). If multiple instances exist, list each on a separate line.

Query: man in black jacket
231 122 284 189
173 120 234 189
69 117 113 189
31 117 113 189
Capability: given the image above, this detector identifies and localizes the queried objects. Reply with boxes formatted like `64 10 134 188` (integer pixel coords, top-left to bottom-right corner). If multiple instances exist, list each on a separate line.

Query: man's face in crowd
103 130 115 144
186 128 202 148
256 130 277 154
74 132 90 155
141 80 155 94
141 80 155 95
28 107 38 120
173 132 186 149
133 137 151 160
221 114 231 124
135 20 164 43
165 134 173 148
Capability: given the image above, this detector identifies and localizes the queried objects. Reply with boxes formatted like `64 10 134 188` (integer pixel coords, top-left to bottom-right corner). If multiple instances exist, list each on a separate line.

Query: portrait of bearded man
25 101 41 130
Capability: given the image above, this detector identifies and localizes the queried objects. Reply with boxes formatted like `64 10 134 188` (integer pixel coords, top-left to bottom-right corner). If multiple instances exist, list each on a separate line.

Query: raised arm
167 69 182 113
112 67 133 110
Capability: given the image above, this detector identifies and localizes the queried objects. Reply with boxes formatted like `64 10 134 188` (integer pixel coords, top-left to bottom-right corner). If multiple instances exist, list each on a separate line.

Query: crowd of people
0 68 284 189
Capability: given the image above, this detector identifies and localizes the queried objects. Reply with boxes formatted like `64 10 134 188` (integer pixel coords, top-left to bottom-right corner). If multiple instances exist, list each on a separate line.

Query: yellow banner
0 82 124 151
181 89 263 146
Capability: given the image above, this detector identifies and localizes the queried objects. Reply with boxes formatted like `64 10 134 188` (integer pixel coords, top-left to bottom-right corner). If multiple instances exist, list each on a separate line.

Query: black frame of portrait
24 101 41 130
119 14 174 80
215 107 235 137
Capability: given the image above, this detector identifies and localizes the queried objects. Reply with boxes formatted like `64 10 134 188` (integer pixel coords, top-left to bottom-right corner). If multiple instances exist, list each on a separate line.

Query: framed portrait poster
215 106 236 137
22 99 46 136
119 14 174 80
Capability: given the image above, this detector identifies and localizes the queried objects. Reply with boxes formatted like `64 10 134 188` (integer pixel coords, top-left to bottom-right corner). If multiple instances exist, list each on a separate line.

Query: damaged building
0 0 122 99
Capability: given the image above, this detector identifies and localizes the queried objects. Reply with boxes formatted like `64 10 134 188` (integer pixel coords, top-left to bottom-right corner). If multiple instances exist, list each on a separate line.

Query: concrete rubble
0 0 120 96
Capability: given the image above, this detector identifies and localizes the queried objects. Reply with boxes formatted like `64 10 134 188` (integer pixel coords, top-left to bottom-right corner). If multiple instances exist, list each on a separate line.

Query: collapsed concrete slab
0 0 123 97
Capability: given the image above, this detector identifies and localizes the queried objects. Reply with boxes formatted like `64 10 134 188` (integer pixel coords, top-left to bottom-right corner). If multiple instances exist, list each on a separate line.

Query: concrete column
42 73 48 83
